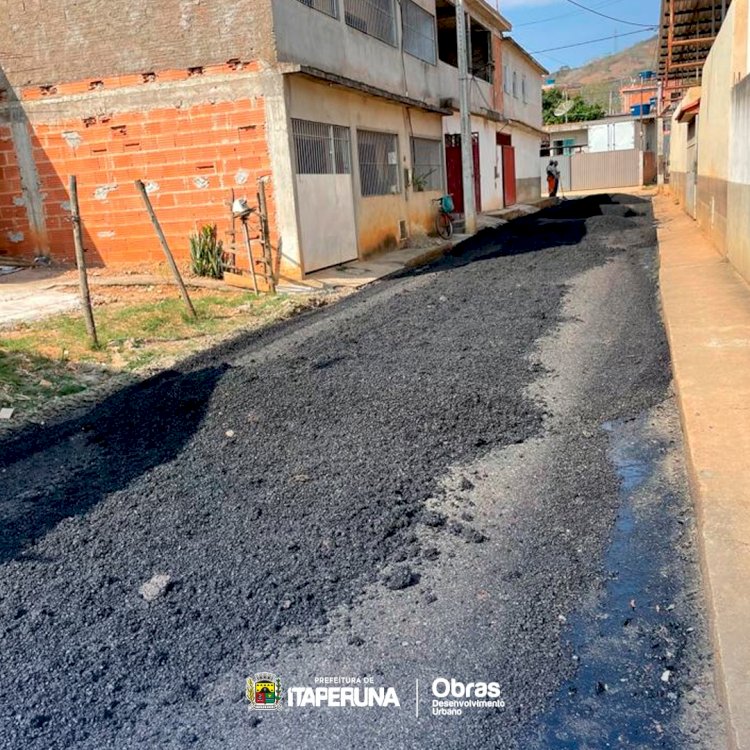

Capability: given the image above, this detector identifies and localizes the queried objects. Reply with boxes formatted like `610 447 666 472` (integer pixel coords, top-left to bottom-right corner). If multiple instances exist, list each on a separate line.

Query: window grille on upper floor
295 0 338 19
344 0 396 46
402 0 436 64
292 119 352 175
358 130 400 196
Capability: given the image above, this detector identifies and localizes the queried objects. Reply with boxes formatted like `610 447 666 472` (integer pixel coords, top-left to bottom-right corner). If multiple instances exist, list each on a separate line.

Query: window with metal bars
411 137 443 192
292 119 351 175
344 0 396 46
294 0 338 18
357 130 400 196
402 0 436 64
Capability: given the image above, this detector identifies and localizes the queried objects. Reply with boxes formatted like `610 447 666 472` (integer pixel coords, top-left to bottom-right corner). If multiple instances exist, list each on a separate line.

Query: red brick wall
0 126 27 250
1 92 276 268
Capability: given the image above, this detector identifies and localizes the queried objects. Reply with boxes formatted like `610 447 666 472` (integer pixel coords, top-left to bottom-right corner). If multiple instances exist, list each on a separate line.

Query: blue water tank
639 70 653 79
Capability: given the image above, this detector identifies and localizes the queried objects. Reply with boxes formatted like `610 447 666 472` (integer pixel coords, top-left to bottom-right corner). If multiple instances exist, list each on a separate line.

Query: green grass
1 290 304 418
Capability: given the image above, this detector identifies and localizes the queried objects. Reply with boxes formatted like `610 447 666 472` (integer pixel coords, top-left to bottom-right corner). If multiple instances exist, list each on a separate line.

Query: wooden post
134 179 196 318
257 177 276 294
69 175 99 348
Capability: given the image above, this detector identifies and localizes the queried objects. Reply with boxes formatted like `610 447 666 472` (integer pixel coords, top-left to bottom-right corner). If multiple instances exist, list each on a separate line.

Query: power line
515 0 626 28
561 0 657 29
532 28 654 54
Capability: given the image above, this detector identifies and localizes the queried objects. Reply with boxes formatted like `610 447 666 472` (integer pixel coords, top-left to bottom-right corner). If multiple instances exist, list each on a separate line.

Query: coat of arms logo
246 672 282 710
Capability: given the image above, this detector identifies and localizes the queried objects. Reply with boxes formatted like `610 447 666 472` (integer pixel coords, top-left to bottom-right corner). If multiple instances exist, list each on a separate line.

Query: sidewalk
308 200 554 290
655 194 750 750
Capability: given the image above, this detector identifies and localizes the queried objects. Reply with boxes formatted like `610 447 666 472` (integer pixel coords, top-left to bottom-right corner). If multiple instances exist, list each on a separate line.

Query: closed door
292 119 359 273
445 133 481 214
502 145 516 207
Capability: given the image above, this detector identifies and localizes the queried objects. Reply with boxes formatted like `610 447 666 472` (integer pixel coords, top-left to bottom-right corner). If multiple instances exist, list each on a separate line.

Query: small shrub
189 224 224 279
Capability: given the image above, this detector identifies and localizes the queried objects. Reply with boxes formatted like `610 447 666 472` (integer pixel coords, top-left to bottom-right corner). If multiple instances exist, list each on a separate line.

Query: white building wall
287 75 444 263
443 113 504 212
502 43 544 129
273 0 503 115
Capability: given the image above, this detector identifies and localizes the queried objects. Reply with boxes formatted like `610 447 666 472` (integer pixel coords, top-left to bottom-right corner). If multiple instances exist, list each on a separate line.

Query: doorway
445 133 481 214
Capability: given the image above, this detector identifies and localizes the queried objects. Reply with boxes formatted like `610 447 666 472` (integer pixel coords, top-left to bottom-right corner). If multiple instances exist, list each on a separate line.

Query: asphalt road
0 195 725 749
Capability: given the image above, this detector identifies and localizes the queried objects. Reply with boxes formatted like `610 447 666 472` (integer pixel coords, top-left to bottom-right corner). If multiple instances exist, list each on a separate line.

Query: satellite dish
554 100 575 117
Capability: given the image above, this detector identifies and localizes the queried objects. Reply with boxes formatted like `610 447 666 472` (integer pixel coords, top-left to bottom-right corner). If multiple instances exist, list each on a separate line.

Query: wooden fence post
69 175 99 348
134 179 197 318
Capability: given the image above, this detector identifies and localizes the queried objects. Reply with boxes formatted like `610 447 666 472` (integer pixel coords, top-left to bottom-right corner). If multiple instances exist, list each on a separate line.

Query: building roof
544 112 655 134
657 0 732 83
466 0 512 33
502 37 549 75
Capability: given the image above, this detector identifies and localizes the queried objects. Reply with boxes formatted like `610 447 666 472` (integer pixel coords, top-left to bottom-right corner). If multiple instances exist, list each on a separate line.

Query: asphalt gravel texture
0 194 725 749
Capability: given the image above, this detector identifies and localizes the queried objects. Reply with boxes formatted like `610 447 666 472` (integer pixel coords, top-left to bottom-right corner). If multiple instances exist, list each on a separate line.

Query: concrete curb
654 195 750 750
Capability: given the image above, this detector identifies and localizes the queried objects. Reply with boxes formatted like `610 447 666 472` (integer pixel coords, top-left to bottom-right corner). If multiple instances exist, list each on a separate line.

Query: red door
502 145 517 207
444 133 481 214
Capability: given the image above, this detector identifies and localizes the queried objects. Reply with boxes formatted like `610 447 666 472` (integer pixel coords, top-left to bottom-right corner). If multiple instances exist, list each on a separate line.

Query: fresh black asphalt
0 195 725 749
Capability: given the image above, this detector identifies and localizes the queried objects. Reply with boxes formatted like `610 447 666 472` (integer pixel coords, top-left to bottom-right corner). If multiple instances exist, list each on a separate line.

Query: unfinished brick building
0 1 286 272
0 0 544 277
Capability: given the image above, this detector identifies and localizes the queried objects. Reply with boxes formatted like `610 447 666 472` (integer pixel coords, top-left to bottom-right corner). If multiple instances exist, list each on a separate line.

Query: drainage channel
524 413 698 749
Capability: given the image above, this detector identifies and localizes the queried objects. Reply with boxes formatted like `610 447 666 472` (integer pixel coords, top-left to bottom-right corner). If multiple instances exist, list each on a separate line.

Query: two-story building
0 0 545 278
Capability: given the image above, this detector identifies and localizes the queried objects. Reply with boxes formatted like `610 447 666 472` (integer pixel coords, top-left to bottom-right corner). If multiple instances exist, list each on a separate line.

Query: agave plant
189 224 224 279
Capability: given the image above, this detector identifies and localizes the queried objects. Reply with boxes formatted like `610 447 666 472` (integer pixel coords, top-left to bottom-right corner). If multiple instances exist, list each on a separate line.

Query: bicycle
432 194 454 240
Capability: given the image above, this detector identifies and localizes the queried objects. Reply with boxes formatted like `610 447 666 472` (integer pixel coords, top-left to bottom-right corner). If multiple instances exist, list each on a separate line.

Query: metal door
502 145 516 207
445 133 481 214
292 119 358 272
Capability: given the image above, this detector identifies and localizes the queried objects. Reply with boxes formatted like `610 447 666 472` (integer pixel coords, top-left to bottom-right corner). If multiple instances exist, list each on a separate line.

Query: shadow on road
407 193 652 277
0 364 228 564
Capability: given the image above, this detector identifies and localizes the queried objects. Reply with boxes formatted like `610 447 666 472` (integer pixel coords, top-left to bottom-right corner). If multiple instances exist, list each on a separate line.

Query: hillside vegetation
550 36 658 111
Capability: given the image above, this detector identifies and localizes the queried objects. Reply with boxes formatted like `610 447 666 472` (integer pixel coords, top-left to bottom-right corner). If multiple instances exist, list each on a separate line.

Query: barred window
512 71 518 98
411 137 443 192
402 0 436 65
503 65 510 94
292 119 351 175
295 0 338 18
522 74 527 103
345 0 396 46
357 130 400 196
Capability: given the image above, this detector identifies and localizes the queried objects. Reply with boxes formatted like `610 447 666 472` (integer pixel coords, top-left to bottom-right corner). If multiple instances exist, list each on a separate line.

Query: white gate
292 119 358 273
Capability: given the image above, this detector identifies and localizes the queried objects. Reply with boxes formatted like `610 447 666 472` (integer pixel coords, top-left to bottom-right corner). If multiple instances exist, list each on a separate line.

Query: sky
489 0 660 73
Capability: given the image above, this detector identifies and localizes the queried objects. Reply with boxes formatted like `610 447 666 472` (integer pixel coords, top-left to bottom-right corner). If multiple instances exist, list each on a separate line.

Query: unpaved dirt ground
0 195 725 749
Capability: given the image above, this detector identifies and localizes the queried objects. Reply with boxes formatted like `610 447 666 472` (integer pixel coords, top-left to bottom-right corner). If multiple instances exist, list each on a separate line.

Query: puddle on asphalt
525 417 687 749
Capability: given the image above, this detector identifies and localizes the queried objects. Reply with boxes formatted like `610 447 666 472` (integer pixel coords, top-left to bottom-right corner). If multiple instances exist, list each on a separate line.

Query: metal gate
540 149 642 193
292 119 359 272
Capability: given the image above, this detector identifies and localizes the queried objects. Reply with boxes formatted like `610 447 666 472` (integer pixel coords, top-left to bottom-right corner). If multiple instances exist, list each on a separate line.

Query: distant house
541 114 658 191
543 114 657 156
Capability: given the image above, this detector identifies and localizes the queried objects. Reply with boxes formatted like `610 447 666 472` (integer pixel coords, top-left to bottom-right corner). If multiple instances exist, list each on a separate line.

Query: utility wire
515 0 626 28
532 28 654 54
561 0 657 29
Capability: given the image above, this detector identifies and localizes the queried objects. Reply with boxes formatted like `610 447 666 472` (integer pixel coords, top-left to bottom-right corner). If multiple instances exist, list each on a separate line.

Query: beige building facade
668 0 750 283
